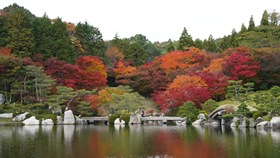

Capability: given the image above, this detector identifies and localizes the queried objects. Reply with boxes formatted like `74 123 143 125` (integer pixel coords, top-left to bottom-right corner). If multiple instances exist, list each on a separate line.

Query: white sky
1 0 280 42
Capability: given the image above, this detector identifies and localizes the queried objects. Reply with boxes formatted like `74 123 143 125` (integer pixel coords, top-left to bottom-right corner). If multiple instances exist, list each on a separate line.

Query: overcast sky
1 0 280 42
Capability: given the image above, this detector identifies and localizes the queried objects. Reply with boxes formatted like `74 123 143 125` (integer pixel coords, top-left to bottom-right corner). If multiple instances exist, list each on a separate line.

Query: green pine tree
166 41 175 52
193 39 202 49
206 34 217 52
202 39 208 50
228 29 239 48
5 9 34 58
126 43 148 66
248 15 255 32
177 101 199 122
261 10 269 26
226 80 245 103
177 27 194 51
217 35 228 52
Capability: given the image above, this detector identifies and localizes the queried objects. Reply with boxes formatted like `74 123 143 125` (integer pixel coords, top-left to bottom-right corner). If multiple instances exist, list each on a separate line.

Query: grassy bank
0 118 24 126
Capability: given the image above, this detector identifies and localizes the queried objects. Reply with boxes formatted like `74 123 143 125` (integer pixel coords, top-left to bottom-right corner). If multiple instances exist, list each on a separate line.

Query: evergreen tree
228 29 239 48
32 14 54 60
248 15 255 32
166 41 175 52
125 43 148 66
202 39 208 50
5 9 34 58
226 80 245 103
177 101 199 122
261 10 269 26
0 17 7 47
217 35 228 52
177 27 194 51
52 18 76 63
193 39 202 49
236 102 250 116
206 34 217 52
75 21 108 64
239 23 247 35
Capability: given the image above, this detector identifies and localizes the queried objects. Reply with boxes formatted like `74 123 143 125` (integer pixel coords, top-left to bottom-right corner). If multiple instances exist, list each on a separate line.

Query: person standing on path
142 108 145 117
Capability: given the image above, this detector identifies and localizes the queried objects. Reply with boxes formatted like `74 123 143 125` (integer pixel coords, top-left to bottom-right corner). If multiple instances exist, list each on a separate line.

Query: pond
0 124 280 158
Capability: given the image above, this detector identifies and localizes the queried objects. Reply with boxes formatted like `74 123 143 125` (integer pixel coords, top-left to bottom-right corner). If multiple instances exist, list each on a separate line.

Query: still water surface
0 124 280 158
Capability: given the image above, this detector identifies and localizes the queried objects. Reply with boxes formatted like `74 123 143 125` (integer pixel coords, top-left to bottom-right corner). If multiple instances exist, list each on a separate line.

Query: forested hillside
1 3 280 116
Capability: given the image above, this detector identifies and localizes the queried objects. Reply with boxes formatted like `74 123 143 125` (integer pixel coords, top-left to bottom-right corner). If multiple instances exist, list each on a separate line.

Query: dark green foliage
217 36 228 52
125 43 148 66
75 21 107 64
0 107 4 113
177 27 194 51
220 114 235 118
261 10 269 26
37 109 47 114
235 120 240 126
248 15 255 32
0 18 7 47
193 39 202 49
25 113 32 119
51 18 75 63
44 114 57 123
239 23 247 35
177 101 199 122
236 102 250 116
202 39 207 50
108 114 119 124
245 119 250 126
228 29 239 48
5 9 34 58
253 112 263 120
246 111 258 117
166 42 175 53
119 116 130 124
206 34 217 52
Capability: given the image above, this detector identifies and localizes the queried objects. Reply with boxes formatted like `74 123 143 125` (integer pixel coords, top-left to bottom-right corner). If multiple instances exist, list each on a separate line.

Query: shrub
260 111 268 115
245 118 250 126
220 114 235 118
120 116 130 124
37 109 47 114
246 111 258 118
253 112 263 120
0 107 4 113
25 113 32 119
263 115 272 121
235 120 240 126
44 114 57 123
108 114 119 124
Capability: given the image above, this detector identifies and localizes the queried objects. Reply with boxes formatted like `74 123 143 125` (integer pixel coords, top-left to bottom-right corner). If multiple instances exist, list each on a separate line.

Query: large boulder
256 117 264 125
23 116 39 125
42 119 54 125
13 112 29 121
57 116 63 125
230 117 239 127
198 113 205 120
257 121 270 129
239 118 246 128
63 110 75 125
269 117 280 128
192 119 203 125
114 118 125 124
0 113 13 118
0 94 5 105
75 116 87 124
129 114 141 124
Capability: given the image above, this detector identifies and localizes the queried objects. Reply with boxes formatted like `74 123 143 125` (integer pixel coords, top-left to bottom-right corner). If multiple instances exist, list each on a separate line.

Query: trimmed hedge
253 112 263 120
44 114 57 123
108 114 119 124
0 107 4 113
25 113 32 119
120 116 130 124
235 120 240 126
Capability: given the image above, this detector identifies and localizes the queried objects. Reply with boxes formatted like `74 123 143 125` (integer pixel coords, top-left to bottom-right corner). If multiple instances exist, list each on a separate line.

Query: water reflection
0 125 280 157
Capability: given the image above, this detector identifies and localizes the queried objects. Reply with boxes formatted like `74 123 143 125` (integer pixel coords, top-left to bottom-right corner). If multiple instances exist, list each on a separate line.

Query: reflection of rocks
269 117 280 128
249 128 255 136
239 128 246 137
23 116 39 125
12 112 29 121
0 113 13 118
63 110 75 124
64 125 75 145
22 126 39 136
42 119 54 125
257 121 270 129
257 128 269 137
41 125 54 133
271 129 280 143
